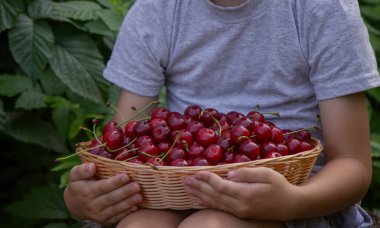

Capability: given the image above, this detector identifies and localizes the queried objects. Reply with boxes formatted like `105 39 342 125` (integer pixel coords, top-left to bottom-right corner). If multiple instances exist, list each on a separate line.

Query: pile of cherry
84 105 316 167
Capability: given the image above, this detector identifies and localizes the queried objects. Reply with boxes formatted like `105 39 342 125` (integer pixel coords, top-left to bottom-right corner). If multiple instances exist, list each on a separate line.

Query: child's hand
185 167 299 220
64 163 142 226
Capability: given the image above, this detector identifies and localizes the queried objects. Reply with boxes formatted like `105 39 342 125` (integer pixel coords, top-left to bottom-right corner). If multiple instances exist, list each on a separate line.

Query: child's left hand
185 167 299 220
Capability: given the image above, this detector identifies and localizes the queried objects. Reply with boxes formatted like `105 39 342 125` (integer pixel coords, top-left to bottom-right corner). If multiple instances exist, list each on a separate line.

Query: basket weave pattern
78 138 322 210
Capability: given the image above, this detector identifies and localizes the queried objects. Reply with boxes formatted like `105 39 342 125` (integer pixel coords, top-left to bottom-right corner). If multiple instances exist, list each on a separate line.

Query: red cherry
103 129 124 151
124 121 137 138
238 140 260 160
184 105 202 121
136 135 153 147
146 157 165 166
170 158 189 166
240 118 254 132
271 127 284 144
189 143 204 159
151 107 170 120
186 121 205 136
276 143 289 156
202 144 223 165
157 142 171 155
211 119 230 132
133 120 151 137
247 111 265 123
226 111 245 125
295 130 312 141
233 154 251 163
167 112 187 130
300 141 313 151
196 128 218 147
265 152 282 159
265 121 276 128
191 157 210 166
286 138 303 154
103 121 121 134
152 125 171 143
150 118 167 128
222 151 236 163
166 147 186 163
218 136 233 152
253 123 272 143
138 143 158 161
173 129 193 150
230 125 250 144
260 141 277 158
200 108 221 127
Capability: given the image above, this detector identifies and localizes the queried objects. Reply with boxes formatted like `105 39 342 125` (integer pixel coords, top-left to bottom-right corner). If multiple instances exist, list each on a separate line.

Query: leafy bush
0 0 379 227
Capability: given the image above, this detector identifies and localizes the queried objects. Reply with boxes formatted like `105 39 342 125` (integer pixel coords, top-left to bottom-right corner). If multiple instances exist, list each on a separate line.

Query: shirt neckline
198 0 272 23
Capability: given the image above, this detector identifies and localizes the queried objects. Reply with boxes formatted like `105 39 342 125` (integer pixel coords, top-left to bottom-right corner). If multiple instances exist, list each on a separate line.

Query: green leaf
51 1 101 21
6 113 67 153
39 68 67 96
0 75 33 97
15 90 47 110
361 5 380 21
49 27 104 104
360 0 380 4
368 87 380 103
0 100 6 131
97 9 124 31
84 18 114 36
8 14 54 77
50 106 76 139
364 20 380 36
5 184 69 219
45 96 80 110
59 169 71 189
51 156 80 172
0 0 23 33
69 113 103 140
27 0 54 19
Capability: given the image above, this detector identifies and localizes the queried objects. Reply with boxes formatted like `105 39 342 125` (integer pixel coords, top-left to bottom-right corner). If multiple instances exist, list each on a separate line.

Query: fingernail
86 163 94 173
119 174 128 183
130 183 139 192
228 170 235 179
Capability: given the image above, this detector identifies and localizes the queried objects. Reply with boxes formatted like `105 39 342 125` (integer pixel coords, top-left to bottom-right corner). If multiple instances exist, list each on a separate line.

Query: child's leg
115 209 189 228
178 209 285 228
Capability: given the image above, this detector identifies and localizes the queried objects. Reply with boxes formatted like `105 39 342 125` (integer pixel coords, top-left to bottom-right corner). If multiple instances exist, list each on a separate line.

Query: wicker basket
77 137 322 210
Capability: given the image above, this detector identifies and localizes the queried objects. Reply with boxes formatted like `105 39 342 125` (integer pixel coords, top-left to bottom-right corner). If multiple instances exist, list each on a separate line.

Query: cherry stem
114 148 139 160
124 155 139 162
81 127 102 145
283 125 321 136
117 101 159 127
159 134 180 163
108 137 137 153
262 112 280 117
55 152 78 162
107 102 126 123
200 110 222 136
145 162 158 170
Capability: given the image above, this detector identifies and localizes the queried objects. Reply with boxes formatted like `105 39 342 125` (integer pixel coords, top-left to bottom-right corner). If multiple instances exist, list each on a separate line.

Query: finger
227 167 280 183
91 173 131 196
95 182 141 207
185 175 238 204
103 205 138 226
193 171 241 196
187 186 232 213
101 194 142 221
69 163 96 182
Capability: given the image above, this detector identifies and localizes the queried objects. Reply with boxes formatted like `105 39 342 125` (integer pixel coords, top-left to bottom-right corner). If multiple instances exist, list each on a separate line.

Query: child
64 0 380 227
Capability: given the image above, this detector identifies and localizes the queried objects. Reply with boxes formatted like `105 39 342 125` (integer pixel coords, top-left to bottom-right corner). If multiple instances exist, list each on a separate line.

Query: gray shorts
285 204 373 228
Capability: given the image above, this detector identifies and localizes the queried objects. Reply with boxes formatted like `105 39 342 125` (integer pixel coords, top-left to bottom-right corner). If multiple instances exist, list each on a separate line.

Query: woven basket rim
77 137 323 172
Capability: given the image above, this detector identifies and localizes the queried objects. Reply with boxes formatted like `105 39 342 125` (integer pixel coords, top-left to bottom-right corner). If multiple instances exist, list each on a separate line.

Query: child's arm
185 92 372 221
64 90 158 225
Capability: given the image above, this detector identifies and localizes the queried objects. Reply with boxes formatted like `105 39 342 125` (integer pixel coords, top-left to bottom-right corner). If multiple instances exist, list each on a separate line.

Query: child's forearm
291 156 371 219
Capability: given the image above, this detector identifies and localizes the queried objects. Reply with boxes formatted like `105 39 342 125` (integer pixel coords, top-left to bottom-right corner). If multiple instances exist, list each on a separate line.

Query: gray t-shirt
104 0 380 133
104 1 378 225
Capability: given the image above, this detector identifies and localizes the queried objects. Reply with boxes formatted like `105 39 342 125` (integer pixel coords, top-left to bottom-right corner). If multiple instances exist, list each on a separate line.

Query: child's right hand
64 163 142 226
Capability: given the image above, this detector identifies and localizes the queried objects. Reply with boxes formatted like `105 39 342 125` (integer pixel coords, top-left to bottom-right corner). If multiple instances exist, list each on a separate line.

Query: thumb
69 163 96 182
227 167 276 183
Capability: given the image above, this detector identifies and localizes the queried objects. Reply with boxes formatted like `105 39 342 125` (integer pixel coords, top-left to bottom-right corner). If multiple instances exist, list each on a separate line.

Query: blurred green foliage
0 0 379 227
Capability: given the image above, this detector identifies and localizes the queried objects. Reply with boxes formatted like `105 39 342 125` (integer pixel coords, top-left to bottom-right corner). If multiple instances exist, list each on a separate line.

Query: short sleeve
103 0 170 97
305 0 380 101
